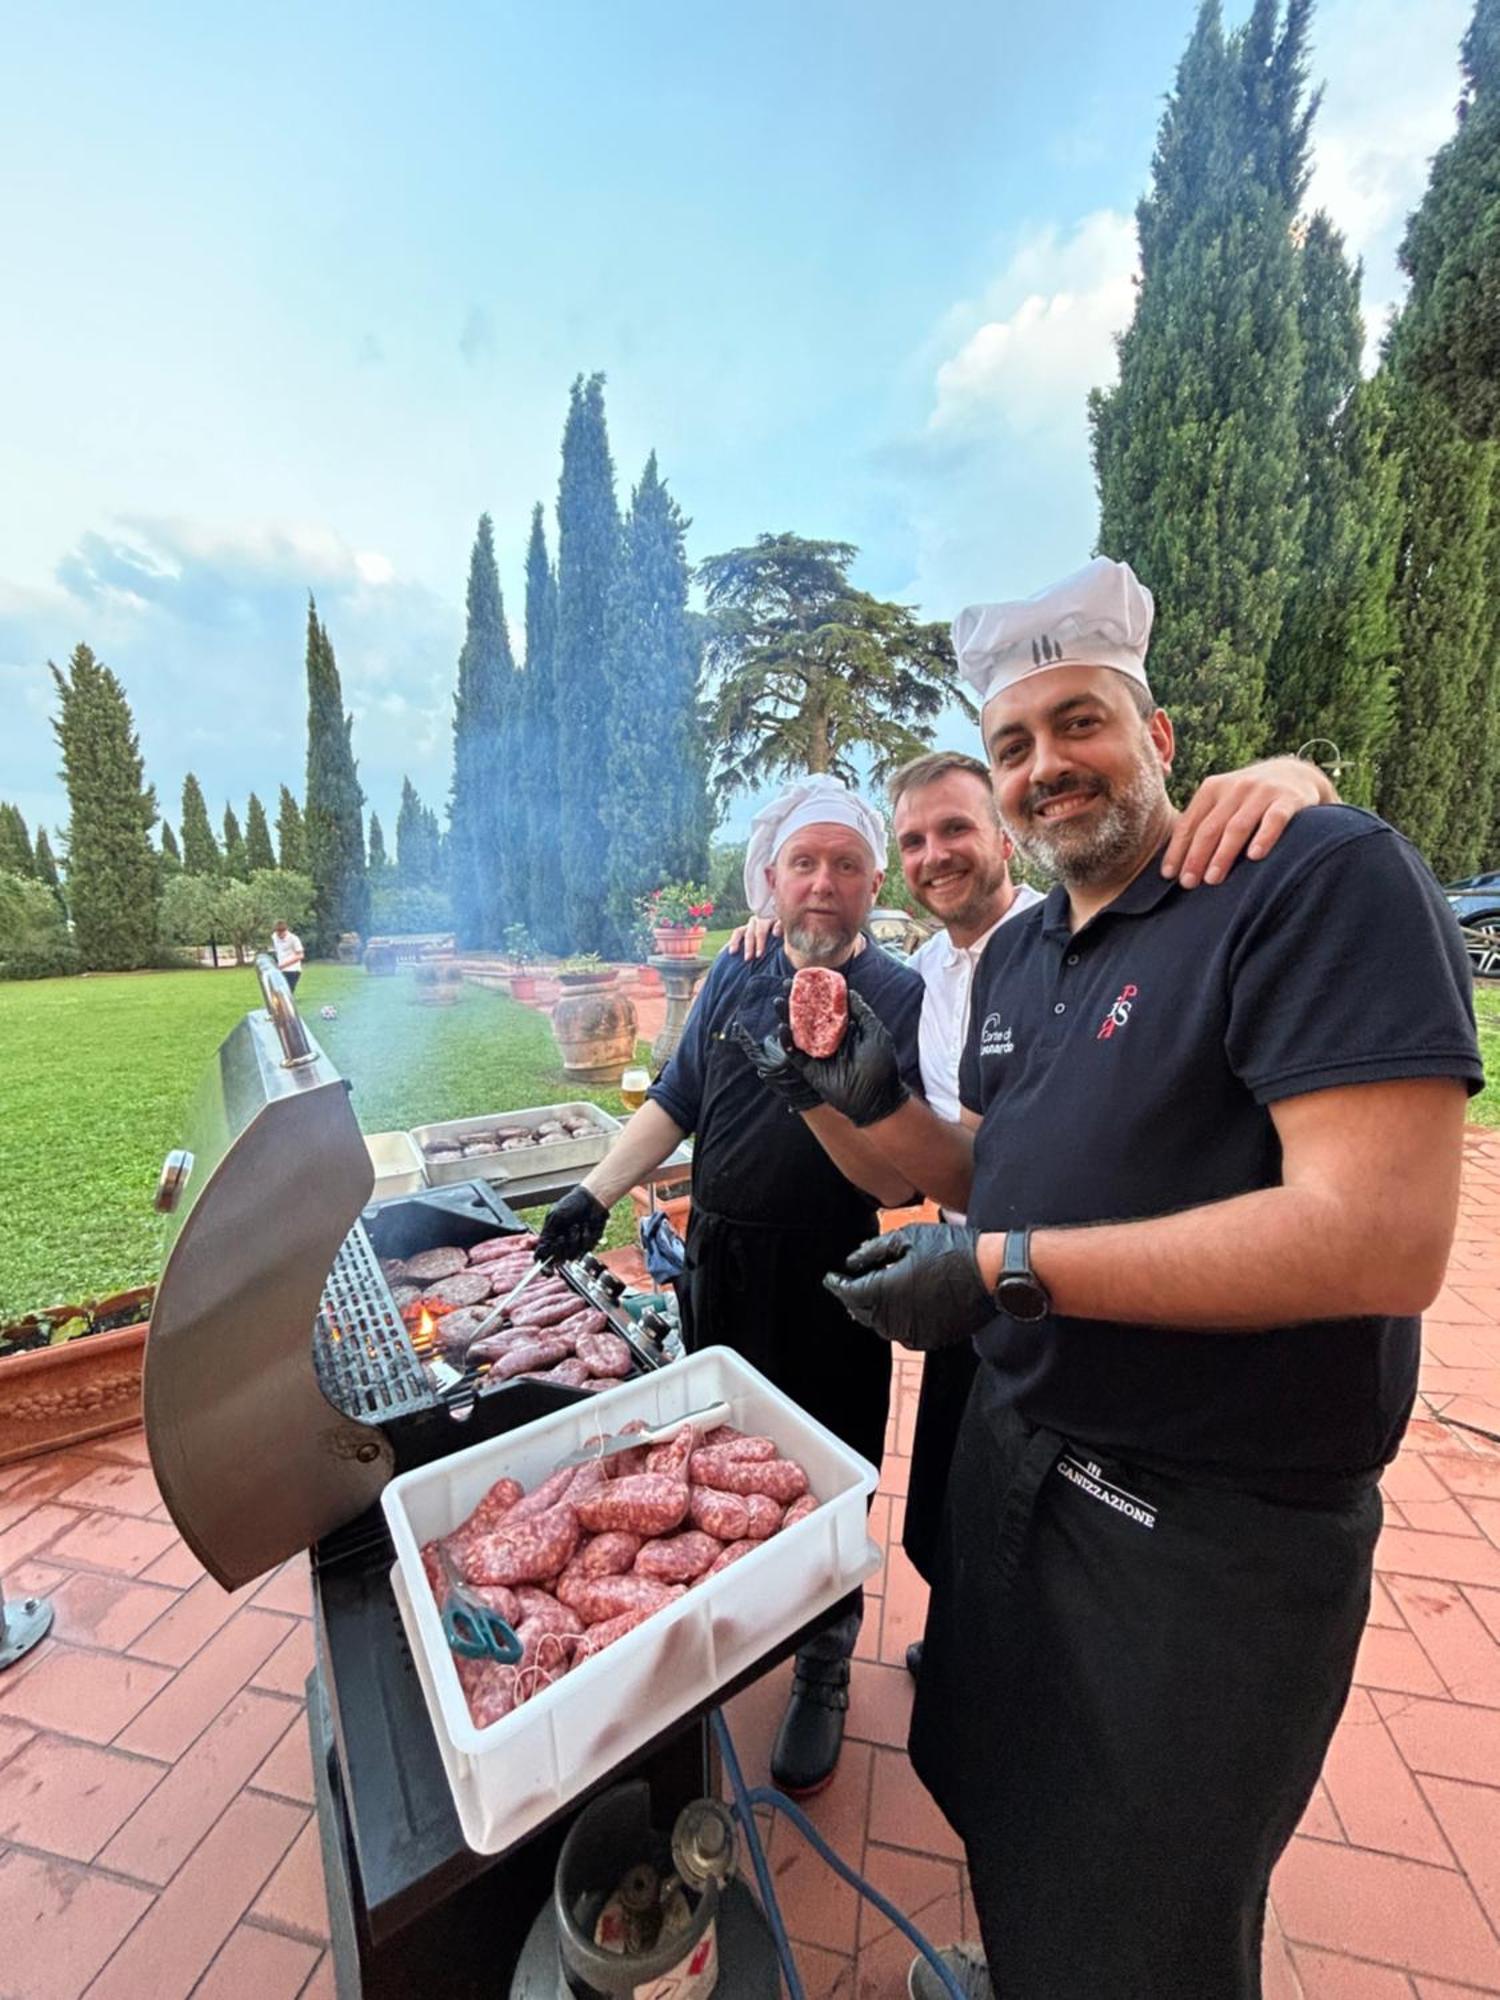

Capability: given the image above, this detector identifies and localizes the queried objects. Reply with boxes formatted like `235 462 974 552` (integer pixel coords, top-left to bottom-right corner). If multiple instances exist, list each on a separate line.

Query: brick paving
0 1129 1495 1996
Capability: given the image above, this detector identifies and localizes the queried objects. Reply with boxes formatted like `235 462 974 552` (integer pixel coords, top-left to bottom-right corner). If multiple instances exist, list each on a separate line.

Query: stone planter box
0 1322 148 1467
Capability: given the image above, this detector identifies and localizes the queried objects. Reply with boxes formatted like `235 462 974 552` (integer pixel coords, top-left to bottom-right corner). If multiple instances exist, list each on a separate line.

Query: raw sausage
560 1531 642 1583
460 1502 580 1586
571 1605 662 1663
743 1493 784 1540
689 1454 809 1502
467 1234 538 1264
706 1539 758 1576
575 1328 633 1378
788 965 848 1058
511 1586 585 1638
555 1572 685 1624
633 1531 722 1584
645 1425 697 1479
781 1494 819 1528
687 1485 750 1542
489 1337 572 1379
690 1436 777 1467
574 1474 690 1536
506 1465 579 1521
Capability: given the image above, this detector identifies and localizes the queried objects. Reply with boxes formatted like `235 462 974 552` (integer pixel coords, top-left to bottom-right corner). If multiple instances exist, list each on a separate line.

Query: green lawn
2 958 1497 1322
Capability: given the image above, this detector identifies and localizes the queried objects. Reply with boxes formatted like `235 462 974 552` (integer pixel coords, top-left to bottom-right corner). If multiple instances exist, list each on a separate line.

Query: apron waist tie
992 1423 1066 1596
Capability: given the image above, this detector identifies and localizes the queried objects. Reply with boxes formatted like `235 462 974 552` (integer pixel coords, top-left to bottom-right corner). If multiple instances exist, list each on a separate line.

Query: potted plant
628 916 663 992
555 953 619 991
504 924 540 1002
0 1286 157 1466
639 883 715 959
412 952 463 1005
549 963 639 1082
364 939 398 977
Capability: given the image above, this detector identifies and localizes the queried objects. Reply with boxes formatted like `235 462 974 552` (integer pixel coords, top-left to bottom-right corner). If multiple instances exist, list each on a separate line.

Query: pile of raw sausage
420 1419 821 1727
423 1112 600 1167
381 1233 635 1389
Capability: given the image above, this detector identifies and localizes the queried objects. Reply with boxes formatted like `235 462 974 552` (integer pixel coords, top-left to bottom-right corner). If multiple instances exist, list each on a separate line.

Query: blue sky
0 0 1469 849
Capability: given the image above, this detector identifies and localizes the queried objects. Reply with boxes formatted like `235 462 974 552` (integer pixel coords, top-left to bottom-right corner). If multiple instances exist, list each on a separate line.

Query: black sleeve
647 954 734 1131
958 1002 983 1115
1225 823 1484 1104
891 978 927 1103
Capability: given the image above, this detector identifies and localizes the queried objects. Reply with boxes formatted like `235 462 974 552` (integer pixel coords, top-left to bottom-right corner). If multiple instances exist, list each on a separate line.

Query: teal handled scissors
434 1541 524 1664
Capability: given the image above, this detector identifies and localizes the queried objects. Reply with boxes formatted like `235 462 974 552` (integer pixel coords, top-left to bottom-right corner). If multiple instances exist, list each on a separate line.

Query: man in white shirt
271 920 305 993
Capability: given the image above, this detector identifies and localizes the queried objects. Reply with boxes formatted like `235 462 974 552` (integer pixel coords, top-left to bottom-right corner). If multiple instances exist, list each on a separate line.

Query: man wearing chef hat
537 772 925 1794
763 556 1482 1999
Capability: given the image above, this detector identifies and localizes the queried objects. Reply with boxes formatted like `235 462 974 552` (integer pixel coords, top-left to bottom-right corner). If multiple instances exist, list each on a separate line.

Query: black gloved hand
823 1223 993 1351
775 983 911 1129
536 1185 609 1263
730 1019 822 1113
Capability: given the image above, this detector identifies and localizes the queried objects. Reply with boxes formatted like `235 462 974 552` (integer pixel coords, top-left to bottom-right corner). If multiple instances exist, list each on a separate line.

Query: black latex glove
536 1185 609 1263
730 1019 822 1113
823 1223 993 1351
775 983 911 1129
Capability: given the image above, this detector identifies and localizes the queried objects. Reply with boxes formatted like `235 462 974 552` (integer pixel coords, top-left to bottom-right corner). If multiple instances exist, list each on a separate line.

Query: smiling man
760 558 1482 2000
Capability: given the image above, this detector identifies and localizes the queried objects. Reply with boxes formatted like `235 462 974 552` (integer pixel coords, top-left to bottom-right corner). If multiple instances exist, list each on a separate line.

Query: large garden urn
550 970 639 1083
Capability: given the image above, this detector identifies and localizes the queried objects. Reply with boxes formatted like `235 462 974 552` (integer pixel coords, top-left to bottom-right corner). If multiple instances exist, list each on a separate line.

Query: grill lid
146 962 395 1588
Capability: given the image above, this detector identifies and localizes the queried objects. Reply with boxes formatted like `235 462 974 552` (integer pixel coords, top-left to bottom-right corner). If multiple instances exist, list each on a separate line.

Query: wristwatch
995 1228 1051 1322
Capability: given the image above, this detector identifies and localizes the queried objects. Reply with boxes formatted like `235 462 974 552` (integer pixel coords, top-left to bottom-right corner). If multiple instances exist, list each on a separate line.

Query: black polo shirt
957 806 1483 1479
650 939 925 1233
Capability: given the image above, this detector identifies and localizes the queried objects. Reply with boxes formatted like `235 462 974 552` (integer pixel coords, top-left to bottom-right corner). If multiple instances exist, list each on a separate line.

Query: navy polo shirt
650 939 925 1233
957 806 1483 1479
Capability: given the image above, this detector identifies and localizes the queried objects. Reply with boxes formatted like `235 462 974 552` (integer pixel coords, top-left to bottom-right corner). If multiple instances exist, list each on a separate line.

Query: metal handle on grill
256 954 315 1067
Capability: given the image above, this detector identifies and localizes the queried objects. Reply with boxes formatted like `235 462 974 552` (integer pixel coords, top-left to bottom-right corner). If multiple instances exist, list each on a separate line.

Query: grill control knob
153 1149 194 1214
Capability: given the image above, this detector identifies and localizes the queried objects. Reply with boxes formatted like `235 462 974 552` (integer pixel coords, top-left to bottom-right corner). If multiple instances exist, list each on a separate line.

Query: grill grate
314 1222 435 1422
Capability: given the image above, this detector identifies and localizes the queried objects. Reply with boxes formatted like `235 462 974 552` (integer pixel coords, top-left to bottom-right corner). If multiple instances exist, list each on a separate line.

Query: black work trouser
910 1368 1380 1999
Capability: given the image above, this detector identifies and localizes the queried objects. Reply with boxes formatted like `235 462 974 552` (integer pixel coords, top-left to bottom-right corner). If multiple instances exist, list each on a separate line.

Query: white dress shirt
909 884 1045 1122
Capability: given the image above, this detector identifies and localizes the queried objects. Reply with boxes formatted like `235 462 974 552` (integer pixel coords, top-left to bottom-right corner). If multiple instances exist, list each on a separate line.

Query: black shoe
905 1641 923 1679
770 1658 850 1797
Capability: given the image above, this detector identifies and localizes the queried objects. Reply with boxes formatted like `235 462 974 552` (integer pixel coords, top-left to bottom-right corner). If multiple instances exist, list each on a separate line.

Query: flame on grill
412 1308 438 1359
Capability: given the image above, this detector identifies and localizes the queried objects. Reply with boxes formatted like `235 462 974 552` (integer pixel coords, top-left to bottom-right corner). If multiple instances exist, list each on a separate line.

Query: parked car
1444 869 1500 976
866 906 931 959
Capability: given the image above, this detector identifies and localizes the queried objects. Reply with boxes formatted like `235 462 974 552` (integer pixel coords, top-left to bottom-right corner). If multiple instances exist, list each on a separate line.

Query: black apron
911 1366 1379 2000
902 1338 980 1586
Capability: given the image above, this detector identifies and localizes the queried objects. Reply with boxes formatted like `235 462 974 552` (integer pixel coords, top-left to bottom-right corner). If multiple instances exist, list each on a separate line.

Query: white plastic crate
382 1346 881 1854
362 1129 426 1200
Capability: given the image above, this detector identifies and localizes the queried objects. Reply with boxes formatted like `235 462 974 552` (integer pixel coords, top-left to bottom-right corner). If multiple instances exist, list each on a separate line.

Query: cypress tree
1089 0 1314 794
602 454 708 937
34 825 67 916
555 373 621 951
448 515 512 948
1398 0 1500 441
222 804 248 880
303 599 369 952
276 785 305 874
49 642 159 970
158 822 182 877
522 502 567 952
397 777 442 886
0 804 34 878
368 812 390 877
1263 215 1401 803
181 773 220 875
244 792 276 873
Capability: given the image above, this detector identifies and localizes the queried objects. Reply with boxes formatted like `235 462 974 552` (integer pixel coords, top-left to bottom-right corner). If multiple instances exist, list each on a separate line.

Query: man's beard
914 850 1012 931
783 913 860 963
1008 751 1169 888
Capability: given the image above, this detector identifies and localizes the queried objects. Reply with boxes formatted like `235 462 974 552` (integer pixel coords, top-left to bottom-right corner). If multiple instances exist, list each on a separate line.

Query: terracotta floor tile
766 1804 863 1956
0 1732 164 1864
249 1712 316 1807
1399 1497 1486 1537
1296 1777 1344 1844
1417 1776 1500 1936
1355 1624 1451 1697
846 1661 916 1751
1377 1527 1500 1590
1368 1576 1408 1630
881 1456 909 1499
0 1502 85 1571
53 1460 163 1518
295 1952 335 2000
100 1688 300 1885
249 1814 331 1941
1319 1691 1452 1866
47 1569 180 1651
1432 1455 1500 1502
786 1941 855 2000
85 1790 307 2000
1426 1288 1496 1327
130 1572 257 1668
1469 1498 1500 1549
855 1841 963 1950
0 1718 34 1768
251 1620 316 1698
251 1556 313 1618
1385 1456 1458 1507
1290 1945 1416 1996
867 1747 962 1863
854 1876 964 2000
139 1537 206 1589
192 1921 322 2000
0 1643 173 1744
1389 1577 1500 1706
0 1849 151 2000
72 1428 154 1468
1469 1585 1500 1645
114 1609 295 1761
719 1658 794 1790
1260 1906 1304 2000
875 1545 927 1670
46 1508 178 1577
0 1453 103 1509
1414 1980 1500 1999
1271 1836 1500 1988
1384 1695 1500 1787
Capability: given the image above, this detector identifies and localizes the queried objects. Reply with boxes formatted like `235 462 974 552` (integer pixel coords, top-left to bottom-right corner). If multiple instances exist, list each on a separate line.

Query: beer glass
620 1065 650 1112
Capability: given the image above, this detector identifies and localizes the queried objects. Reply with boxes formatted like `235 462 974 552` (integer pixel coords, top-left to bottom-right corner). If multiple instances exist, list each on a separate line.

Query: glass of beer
620 1065 651 1112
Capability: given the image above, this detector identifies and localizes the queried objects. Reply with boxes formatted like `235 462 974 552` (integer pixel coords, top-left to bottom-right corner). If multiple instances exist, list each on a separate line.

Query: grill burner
315 1224 432 1423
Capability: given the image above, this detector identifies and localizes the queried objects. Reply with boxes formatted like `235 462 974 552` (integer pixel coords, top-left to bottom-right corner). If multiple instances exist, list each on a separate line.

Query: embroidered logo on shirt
1096 983 1139 1040
979 1011 1014 1057
1056 1454 1157 1529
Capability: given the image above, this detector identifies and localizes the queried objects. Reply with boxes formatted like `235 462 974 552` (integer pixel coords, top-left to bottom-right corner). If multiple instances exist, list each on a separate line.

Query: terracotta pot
633 965 664 993
510 973 540 1003
653 926 706 959
551 985 640 1084
0 1323 147 1467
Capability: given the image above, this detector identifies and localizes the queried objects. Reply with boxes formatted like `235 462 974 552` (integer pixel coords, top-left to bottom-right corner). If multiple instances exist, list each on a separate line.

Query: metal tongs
434 1541 524 1664
461 1254 557 1352
556 1399 733 1469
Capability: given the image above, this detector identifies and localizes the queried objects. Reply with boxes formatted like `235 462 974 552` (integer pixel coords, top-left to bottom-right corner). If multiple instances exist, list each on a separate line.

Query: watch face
996 1274 1049 1322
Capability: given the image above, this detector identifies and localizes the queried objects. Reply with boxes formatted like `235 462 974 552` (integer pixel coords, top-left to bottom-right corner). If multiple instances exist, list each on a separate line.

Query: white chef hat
742 776 887 919
953 557 1154 712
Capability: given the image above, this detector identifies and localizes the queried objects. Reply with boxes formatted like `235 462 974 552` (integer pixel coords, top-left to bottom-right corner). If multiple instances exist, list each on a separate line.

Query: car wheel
1462 914 1500 978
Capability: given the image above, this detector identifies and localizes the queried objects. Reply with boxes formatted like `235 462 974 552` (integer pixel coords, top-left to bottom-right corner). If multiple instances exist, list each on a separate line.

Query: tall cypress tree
303 600 369 951
602 453 709 937
0 804 34 878
1263 215 1401 803
555 374 621 951
522 502 567 952
33 825 66 916
368 812 390 878
158 821 182 877
448 515 512 947
222 804 248 880
49 642 159 970
276 785 305 874
244 792 276 873
1090 0 1313 793
397 776 443 886
180 773 219 875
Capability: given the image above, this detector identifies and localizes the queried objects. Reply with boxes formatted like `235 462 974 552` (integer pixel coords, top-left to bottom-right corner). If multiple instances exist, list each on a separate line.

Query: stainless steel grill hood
146 961 391 1587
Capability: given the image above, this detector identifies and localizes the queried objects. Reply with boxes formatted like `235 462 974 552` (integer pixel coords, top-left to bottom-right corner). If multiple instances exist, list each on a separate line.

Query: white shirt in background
272 930 304 971
909 884 1045 1121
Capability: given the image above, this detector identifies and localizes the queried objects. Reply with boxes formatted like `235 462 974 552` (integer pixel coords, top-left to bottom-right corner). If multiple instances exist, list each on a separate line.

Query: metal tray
409 1103 622 1189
